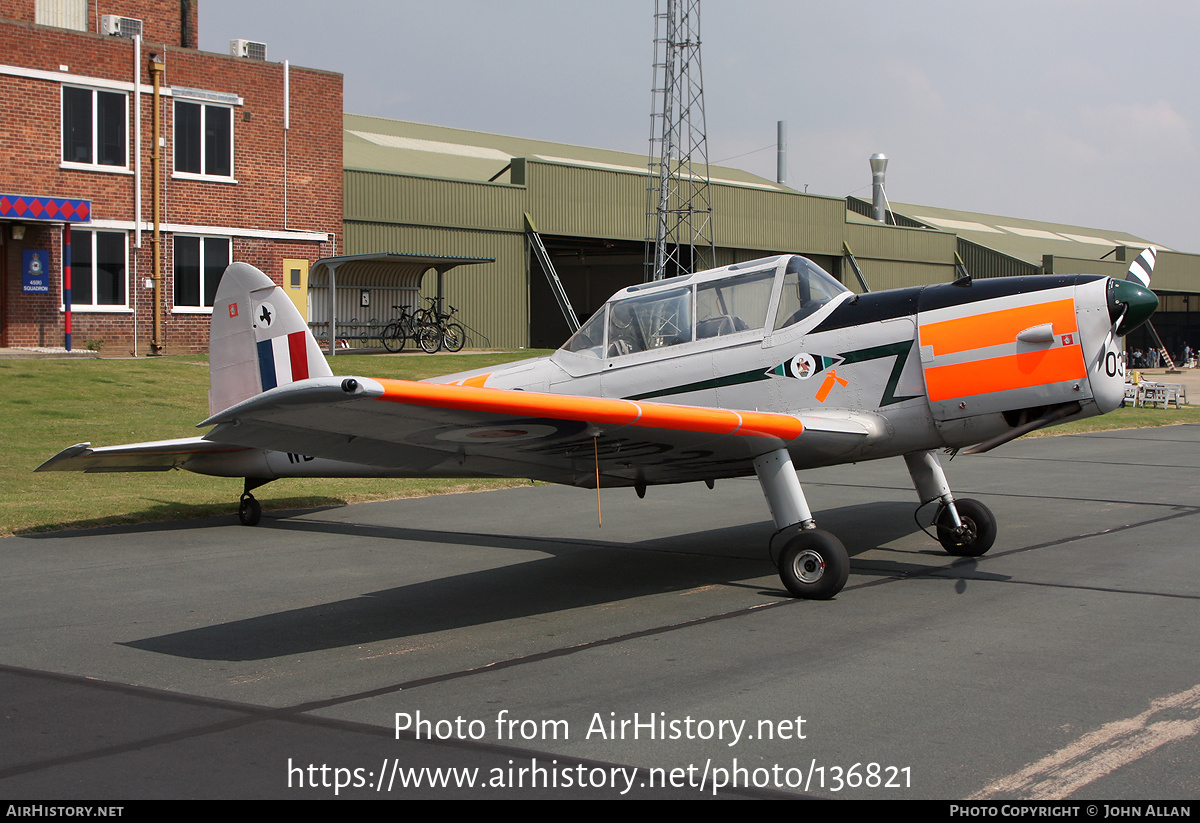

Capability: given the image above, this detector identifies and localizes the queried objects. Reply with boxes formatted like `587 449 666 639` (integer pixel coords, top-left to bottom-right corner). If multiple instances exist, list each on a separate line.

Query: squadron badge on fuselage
766 353 844 381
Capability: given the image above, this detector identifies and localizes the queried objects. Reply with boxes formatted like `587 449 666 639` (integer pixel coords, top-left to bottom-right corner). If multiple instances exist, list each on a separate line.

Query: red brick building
0 0 342 353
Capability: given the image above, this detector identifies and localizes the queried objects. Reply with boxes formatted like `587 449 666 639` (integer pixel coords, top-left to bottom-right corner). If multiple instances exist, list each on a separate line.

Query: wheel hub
792 549 826 584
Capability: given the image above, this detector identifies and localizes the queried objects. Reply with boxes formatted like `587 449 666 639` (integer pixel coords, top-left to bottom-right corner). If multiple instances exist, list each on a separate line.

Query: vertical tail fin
208 262 332 416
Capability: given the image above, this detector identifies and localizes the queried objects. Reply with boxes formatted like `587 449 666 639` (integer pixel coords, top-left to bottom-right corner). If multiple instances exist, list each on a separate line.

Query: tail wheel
936 498 997 557
381 322 405 353
443 323 466 352
238 494 262 527
777 529 849 599
418 324 442 353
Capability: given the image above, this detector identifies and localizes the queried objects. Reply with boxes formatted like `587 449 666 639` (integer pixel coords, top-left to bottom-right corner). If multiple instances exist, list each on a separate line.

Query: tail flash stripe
256 339 278 391
288 331 309 381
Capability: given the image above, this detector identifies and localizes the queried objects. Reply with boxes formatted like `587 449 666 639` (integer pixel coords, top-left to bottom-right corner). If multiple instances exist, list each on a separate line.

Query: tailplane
209 262 332 416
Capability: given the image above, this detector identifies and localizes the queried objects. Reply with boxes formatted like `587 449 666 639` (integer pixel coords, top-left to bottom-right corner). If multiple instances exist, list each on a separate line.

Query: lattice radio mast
645 0 714 281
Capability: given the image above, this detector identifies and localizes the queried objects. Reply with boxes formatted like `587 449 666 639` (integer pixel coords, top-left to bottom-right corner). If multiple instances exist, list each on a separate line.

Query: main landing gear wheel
777 529 849 600
936 498 996 557
239 493 262 527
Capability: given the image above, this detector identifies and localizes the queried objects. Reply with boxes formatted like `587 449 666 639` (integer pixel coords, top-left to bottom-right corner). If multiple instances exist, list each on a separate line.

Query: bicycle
380 305 439 353
420 297 467 353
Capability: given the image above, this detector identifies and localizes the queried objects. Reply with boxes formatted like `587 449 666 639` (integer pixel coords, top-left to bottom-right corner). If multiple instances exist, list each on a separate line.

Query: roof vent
100 15 142 38
230 39 268 61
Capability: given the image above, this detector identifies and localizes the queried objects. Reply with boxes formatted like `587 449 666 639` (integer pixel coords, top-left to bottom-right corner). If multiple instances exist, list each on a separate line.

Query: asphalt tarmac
3 424 1200 799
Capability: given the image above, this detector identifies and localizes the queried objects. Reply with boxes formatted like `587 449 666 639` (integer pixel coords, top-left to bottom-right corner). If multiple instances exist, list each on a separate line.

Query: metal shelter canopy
309 252 493 355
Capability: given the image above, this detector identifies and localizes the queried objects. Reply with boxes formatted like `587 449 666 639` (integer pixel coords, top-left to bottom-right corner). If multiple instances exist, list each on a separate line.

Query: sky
199 1 1200 253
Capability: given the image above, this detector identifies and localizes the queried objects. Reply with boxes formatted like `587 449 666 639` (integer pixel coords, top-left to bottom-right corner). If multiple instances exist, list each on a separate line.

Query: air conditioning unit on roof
230 39 268 61
100 15 142 38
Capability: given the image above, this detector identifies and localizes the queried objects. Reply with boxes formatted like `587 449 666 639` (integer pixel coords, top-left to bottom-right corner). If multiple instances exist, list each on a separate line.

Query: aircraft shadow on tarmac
119 500 1009 662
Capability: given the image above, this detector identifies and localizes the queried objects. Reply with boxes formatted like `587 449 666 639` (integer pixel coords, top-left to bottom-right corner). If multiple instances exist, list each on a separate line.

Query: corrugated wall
711 186 846 253
959 238 1040 279
525 162 646 240
346 170 524 232
842 221 958 291
523 160 852 255
344 221 529 349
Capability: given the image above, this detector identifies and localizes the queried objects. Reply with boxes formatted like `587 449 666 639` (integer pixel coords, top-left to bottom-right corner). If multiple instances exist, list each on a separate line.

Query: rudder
208 262 332 416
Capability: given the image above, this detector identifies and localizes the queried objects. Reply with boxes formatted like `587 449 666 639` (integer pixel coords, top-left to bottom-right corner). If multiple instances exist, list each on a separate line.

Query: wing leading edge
199 377 875 488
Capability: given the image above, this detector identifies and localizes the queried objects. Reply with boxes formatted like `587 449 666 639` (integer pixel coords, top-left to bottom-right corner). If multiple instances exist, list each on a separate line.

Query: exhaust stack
870 153 888 223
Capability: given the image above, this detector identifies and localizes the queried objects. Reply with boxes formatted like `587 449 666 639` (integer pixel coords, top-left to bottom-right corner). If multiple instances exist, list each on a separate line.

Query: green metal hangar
342 112 1200 354
851 200 1200 359
342 113 959 350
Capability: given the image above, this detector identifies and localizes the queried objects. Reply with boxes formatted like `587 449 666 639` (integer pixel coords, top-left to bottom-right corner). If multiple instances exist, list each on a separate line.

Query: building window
67 230 127 309
174 101 233 178
62 87 127 168
173 236 230 309
37 0 87 32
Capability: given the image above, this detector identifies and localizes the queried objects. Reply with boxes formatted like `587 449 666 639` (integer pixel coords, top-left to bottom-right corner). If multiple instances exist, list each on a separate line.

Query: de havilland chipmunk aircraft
38 248 1160 600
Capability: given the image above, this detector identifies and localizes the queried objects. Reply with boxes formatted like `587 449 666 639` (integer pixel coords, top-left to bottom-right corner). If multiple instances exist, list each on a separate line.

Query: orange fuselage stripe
373 379 804 439
920 299 1078 357
924 345 1087 402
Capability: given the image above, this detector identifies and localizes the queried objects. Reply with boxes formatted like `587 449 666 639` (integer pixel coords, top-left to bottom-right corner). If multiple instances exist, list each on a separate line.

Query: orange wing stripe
920 299 1078 356
373 379 804 440
924 345 1087 402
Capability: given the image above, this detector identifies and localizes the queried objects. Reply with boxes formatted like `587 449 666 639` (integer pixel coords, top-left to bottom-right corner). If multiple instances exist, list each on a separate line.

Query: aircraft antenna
644 0 714 281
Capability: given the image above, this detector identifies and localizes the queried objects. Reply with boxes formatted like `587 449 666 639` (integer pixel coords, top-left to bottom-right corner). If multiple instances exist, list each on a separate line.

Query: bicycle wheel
442 323 466 352
417 323 442 353
381 322 406 352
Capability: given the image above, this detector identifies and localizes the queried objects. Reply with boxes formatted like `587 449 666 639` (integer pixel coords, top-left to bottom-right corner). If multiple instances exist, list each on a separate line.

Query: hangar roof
887 201 1166 264
344 113 786 191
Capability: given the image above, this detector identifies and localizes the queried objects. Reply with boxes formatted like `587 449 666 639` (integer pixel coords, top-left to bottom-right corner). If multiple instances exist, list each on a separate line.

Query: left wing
199 377 876 487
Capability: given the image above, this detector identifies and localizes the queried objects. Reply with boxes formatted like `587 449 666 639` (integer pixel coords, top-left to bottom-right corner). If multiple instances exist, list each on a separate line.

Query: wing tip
34 442 92 472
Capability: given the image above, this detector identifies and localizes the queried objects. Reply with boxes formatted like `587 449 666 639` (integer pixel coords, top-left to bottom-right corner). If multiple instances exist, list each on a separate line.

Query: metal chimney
870 153 888 223
777 121 787 186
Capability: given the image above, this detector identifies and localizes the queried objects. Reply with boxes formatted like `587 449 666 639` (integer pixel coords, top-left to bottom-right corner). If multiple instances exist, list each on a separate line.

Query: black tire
936 498 997 557
239 495 262 527
381 322 406 353
443 323 466 352
418 323 442 353
777 529 849 599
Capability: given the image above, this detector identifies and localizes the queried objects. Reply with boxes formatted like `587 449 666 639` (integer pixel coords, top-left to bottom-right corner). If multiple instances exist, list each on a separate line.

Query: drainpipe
133 34 141 355
149 53 165 354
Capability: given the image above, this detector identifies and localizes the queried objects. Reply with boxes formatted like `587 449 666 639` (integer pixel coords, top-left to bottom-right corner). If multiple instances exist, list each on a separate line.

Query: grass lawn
1027 404 1200 436
1 351 549 536
4 352 1195 535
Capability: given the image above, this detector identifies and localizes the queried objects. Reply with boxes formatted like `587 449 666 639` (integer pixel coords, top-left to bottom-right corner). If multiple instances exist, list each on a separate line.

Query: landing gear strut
755 448 850 600
906 451 997 557
238 478 271 526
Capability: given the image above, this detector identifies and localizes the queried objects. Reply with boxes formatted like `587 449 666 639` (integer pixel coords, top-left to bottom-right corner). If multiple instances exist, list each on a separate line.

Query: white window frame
60 85 130 173
172 100 236 183
172 234 232 313
62 229 130 312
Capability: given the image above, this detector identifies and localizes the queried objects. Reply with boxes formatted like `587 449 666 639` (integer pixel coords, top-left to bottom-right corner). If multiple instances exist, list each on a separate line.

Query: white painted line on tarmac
970 682 1200 799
